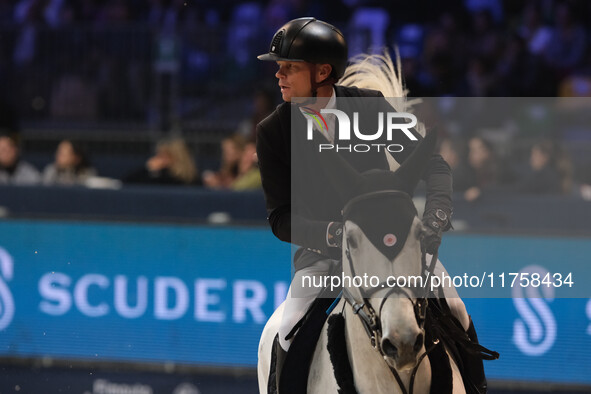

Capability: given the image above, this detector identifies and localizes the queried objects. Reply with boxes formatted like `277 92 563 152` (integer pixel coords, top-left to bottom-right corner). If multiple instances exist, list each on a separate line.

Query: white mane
339 49 425 137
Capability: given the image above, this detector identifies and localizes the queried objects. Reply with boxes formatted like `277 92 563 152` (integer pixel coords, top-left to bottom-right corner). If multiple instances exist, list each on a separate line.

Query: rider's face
275 61 312 103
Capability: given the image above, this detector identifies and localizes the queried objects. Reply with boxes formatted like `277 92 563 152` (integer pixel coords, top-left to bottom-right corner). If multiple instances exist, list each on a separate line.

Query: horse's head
313 124 437 370
342 190 428 371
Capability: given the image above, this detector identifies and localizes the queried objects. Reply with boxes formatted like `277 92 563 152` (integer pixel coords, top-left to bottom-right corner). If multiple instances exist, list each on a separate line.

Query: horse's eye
347 235 357 249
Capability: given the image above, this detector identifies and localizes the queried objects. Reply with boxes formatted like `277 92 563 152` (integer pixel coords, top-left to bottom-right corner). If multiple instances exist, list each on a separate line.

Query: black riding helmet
257 17 348 80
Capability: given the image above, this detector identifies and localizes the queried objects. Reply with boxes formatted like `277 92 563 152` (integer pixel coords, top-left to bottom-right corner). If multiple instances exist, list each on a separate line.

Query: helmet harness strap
302 64 337 106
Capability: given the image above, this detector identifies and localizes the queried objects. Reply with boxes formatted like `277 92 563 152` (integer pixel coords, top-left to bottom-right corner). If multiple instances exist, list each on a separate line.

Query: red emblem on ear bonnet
383 234 397 247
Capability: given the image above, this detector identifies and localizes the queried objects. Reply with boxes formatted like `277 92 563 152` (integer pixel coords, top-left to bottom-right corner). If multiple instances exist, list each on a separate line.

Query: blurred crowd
0 131 263 190
438 135 582 202
1 0 591 201
1 1 591 119
2 122 591 202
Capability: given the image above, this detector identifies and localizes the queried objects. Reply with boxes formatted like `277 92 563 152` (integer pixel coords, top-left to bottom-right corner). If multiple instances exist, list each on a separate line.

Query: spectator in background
0 134 41 185
13 0 52 119
347 6 390 57
420 28 459 96
464 55 497 96
263 0 296 32
147 0 198 34
519 2 552 57
462 136 501 201
42 139 97 186
13 0 48 67
516 139 573 195
544 2 586 77
464 0 503 23
230 142 261 191
124 137 199 186
202 133 246 189
438 11 470 77
496 33 554 96
469 9 502 60
50 74 98 120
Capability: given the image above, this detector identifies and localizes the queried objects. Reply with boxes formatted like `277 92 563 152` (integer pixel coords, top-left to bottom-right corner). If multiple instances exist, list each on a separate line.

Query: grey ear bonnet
343 191 417 261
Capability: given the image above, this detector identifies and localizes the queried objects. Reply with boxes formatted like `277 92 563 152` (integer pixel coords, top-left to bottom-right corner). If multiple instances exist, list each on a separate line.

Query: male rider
256 17 489 394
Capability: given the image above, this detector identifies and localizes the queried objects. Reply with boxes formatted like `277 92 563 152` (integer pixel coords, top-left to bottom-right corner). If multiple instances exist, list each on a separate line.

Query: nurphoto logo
303 108 418 153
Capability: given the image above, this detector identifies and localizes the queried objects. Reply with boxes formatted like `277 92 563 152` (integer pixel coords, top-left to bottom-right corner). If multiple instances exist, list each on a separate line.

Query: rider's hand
326 221 343 248
422 209 450 254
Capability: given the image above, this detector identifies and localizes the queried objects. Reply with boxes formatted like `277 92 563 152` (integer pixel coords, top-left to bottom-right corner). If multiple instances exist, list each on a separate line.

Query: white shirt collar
325 87 337 110
298 87 338 142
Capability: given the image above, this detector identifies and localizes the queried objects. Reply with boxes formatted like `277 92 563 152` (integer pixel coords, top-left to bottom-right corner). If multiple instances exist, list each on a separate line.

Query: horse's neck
344 306 431 394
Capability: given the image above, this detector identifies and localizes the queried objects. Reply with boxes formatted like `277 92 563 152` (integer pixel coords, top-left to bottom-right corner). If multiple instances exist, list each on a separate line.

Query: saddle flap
279 297 335 394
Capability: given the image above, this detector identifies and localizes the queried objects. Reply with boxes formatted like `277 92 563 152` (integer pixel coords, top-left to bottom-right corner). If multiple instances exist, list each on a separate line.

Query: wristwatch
431 209 449 229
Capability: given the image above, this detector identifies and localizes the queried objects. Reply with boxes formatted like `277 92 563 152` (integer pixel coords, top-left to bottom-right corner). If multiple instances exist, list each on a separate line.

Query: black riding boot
268 335 287 394
276 343 287 393
460 319 488 394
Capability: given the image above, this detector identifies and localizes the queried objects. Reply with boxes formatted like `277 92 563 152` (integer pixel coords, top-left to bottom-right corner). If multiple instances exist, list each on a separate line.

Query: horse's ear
311 129 437 200
358 130 437 196
313 143 365 203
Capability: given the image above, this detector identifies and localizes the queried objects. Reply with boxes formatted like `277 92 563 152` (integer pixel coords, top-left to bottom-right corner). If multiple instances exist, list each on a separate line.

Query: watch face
435 209 447 221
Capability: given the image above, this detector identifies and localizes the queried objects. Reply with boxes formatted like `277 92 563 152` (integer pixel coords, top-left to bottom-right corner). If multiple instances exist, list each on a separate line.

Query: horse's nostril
382 339 398 359
413 333 424 352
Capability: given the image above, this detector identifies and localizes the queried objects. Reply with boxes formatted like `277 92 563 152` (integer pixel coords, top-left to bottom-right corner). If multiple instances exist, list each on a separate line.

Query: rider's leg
272 252 338 392
278 255 337 350
269 335 287 394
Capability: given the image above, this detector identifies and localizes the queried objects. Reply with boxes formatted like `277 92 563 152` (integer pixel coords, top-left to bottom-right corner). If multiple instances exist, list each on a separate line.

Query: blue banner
465 298 591 385
0 219 589 385
0 220 290 367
